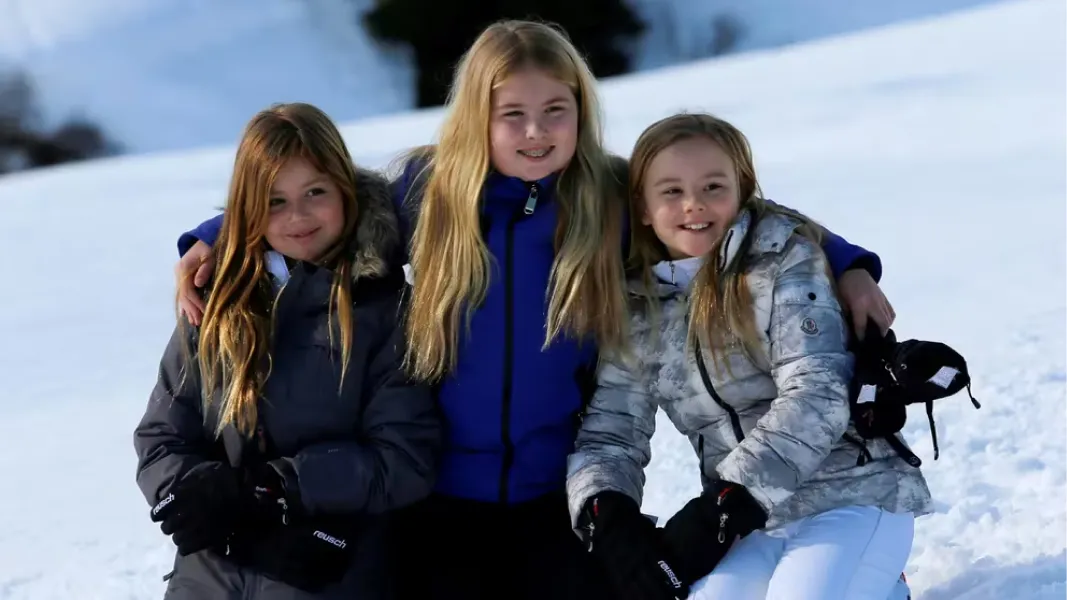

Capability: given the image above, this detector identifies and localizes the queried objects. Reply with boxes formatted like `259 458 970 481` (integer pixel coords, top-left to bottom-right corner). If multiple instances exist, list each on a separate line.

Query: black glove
582 491 689 600
239 462 293 526
661 480 768 584
849 324 908 440
150 461 243 556
226 463 359 592
232 512 361 592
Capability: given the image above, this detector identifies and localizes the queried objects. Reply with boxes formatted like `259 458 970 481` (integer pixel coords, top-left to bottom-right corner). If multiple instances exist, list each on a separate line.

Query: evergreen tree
363 0 644 107
0 71 117 175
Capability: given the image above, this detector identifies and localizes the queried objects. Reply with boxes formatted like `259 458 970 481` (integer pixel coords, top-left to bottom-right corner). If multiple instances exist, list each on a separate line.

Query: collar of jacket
631 208 803 300
634 209 754 299
482 169 559 213
651 255 705 291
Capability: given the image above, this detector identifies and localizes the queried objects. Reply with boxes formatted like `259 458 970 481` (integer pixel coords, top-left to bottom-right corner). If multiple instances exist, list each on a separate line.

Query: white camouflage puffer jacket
566 210 934 531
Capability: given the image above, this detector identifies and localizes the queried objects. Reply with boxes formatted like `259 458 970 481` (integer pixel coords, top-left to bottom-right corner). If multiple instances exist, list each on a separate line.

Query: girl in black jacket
133 102 441 599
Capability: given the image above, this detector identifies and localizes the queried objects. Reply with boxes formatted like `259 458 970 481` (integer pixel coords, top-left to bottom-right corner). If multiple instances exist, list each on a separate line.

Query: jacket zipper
498 183 538 502
498 211 515 503
694 339 746 444
697 434 705 477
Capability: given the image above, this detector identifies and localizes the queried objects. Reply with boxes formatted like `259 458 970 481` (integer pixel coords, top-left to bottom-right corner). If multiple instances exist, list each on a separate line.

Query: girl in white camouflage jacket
566 113 933 600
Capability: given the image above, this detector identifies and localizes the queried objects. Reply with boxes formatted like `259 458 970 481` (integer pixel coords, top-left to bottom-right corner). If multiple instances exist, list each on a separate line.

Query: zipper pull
279 496 290 525
670 262 676 284
524 184 539 215
716 485 731 543
584 498 599 553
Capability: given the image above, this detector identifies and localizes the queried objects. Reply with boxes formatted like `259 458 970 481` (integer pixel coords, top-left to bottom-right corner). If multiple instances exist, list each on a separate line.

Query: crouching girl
133 103 441 599
566 113 932 600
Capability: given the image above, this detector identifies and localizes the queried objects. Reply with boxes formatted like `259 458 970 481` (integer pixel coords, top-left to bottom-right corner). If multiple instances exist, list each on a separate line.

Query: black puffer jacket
133 168 441 599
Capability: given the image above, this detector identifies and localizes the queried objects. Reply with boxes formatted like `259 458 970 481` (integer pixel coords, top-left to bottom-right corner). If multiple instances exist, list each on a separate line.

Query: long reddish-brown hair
192 102 361 438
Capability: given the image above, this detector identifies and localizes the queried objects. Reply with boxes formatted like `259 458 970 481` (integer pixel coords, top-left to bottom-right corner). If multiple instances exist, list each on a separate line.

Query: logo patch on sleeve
800 317 819 335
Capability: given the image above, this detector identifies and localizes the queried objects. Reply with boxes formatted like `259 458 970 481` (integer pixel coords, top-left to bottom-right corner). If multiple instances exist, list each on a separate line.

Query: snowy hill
0 0 1064 598
0 0 414 154
0 0 1005 156
625 0 1007 69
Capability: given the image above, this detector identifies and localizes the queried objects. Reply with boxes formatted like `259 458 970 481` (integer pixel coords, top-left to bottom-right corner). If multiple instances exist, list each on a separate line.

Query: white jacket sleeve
566 353 659 529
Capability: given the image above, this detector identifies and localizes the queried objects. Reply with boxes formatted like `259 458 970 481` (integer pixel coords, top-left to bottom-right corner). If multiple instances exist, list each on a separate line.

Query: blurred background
0 0 1006 176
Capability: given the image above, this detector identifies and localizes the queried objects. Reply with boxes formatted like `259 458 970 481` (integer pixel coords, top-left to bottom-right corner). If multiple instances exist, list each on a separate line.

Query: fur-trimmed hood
263 166 402 288
347 166 402 280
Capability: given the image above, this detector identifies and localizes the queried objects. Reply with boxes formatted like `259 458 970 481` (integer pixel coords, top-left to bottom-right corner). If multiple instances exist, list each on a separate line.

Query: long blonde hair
402 20 628 382
628 113 823 369
193 102 361 438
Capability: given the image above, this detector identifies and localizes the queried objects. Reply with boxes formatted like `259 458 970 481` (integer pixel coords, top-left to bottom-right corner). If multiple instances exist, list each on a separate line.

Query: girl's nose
291 197 312 218
525 118 546 140
683 195 705 212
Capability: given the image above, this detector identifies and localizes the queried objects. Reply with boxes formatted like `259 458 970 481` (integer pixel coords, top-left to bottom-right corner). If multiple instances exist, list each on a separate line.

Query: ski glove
240 462 293 527
231 513 362 592
150 461 243 556
582 491 689 600
660 480 767 583
219 462 359 592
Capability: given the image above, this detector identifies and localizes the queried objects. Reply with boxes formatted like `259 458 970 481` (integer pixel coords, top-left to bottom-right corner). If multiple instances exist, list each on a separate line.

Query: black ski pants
389 491 614 600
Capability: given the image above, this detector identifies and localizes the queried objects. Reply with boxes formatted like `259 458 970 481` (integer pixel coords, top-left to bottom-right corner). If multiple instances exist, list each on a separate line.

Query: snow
625 0 1008 70
0 0 1064 597
0 0 1002 157
0 0 414 154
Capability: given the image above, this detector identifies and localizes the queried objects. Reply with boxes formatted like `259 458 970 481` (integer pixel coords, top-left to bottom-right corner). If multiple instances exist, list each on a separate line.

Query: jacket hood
347 166 402 281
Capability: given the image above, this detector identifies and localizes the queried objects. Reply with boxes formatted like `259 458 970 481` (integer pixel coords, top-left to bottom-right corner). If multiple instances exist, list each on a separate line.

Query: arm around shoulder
714 234 853 514
177 213 224 257
818 225 882 282
767 199 882 281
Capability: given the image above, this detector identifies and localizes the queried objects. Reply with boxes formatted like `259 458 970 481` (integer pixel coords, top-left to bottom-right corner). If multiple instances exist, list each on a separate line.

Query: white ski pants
688 505 914 600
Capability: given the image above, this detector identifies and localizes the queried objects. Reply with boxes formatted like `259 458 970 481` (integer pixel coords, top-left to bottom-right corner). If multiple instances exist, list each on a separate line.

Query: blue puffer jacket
176 161 881 505
390 160 602 504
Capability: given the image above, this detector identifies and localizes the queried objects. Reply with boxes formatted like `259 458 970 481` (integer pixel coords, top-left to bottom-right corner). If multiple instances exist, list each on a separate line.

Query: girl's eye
662 187 681 196
306 187 326 197
705 183 724 192
269 197 286 207
546 105 566 114
504 110 523 118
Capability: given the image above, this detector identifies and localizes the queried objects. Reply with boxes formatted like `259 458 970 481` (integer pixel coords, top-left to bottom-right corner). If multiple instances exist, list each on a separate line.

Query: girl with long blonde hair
133 103 440 600
567 113 927 600
165 23 898 600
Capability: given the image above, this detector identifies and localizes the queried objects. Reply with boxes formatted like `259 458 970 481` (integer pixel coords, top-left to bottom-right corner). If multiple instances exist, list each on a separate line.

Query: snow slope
625 0 1008 70
0 0 1063 597
0 0 414 154
0 0 1003 157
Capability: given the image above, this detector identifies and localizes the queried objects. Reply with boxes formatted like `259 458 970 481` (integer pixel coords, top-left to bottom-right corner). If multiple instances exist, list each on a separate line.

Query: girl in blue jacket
168 20 897 600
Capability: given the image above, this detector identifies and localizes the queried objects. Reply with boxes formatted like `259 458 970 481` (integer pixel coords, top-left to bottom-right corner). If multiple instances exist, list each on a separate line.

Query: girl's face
265 157 345 263
489 68 578 182
640 137 742 260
